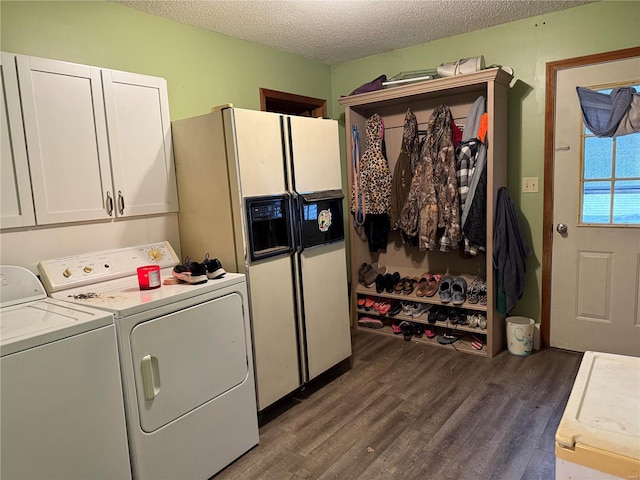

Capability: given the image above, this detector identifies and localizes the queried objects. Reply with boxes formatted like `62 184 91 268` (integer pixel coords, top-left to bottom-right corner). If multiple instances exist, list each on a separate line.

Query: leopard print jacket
356 113 392 215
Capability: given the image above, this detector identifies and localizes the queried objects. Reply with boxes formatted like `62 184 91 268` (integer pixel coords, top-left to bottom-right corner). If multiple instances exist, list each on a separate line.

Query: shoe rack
339 68 512 358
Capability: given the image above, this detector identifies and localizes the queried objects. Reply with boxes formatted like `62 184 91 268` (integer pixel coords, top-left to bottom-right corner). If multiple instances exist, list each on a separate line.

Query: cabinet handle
118 191 125 215
106 191 114 216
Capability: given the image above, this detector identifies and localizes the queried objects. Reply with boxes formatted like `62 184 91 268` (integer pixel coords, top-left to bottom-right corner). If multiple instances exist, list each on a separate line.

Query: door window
580 84 640 226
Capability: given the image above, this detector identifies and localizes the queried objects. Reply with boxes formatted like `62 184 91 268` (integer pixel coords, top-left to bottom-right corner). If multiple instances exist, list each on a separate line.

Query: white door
288 115 342 192
0 52 35 228
17 55 113 224
102 69 178 217
551 56 640 355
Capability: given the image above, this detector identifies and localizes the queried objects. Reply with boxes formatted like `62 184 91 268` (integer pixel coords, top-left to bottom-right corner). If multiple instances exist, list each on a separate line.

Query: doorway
542 46 640 355
260 88 327 118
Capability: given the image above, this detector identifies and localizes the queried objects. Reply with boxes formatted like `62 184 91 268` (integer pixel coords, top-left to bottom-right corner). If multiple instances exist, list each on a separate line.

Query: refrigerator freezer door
246 255 301 410
298 241 351 381
226 108 287 198
287 115 342 193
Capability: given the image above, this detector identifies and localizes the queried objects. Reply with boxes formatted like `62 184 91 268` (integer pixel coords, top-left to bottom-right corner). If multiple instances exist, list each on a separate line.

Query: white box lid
556 351 640 461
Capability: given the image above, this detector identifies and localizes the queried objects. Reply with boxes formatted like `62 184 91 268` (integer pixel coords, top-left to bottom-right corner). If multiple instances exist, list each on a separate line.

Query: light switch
522 177 539 193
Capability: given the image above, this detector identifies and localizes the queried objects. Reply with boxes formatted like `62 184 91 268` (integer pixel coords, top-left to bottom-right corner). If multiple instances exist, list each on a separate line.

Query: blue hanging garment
576 86 640 137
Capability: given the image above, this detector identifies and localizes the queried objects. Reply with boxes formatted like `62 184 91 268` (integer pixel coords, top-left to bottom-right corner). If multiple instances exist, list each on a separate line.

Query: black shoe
203 253 226 279
388 301 402 317
375 274 386 294
385 272 401 293
172 257 208 285
413 322 423 338
428 307 439 324
400 321 413 341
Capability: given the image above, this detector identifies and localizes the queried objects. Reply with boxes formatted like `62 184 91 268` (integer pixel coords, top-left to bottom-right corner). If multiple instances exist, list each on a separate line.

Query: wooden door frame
260 88 327 118
541 46 640 348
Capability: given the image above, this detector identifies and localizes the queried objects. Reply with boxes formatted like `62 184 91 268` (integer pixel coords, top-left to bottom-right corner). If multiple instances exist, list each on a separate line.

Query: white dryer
38 242 259 480
0 265 131 480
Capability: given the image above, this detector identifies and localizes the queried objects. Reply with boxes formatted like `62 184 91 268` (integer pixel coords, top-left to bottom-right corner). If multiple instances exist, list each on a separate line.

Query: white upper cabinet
18 55 113 225
12 53 178 226
1 53 35 228
102 70 178 217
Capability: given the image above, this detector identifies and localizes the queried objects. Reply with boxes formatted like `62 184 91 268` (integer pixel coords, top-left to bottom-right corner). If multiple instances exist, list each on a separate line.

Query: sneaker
400 321 413 341
412 322 423 338
388 301 402 317
358 317 383 329
172 257 208 285
202 253 226 279
410 303 430 318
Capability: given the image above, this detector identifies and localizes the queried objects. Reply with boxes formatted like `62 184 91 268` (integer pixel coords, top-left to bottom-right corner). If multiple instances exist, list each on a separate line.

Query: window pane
582 181 611 224
584 137 612 179
612 180 640 224
615 134 640 178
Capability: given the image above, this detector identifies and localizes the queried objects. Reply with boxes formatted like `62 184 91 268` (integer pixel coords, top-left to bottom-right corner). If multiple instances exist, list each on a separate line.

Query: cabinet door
17 56 113 224
1 53 35 228
102 70 178 217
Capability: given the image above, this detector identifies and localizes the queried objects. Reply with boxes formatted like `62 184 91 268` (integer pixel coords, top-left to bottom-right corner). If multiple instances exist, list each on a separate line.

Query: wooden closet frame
339 68 513 357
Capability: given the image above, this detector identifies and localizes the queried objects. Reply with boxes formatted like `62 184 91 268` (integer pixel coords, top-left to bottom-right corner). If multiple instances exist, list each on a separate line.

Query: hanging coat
359 113 392 215
390 109 419 230
399 105 460 251
493 187 531 315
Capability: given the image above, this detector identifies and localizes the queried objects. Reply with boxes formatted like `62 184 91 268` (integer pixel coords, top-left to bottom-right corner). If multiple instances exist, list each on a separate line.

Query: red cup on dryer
137 265 161 290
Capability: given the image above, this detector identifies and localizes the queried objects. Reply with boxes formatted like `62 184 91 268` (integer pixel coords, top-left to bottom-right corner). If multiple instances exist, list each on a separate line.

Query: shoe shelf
355 285 488 312
358 324 488 357
356 308 487 336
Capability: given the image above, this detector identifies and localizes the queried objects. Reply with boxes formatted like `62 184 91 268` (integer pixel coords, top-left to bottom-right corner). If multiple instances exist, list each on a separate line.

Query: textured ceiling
111 0 592 65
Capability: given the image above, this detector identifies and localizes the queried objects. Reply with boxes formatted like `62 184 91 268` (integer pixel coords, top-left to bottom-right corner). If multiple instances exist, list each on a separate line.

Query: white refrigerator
172 106 352 411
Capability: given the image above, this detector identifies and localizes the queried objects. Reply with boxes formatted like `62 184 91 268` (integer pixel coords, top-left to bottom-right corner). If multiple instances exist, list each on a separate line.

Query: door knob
556 223 568 234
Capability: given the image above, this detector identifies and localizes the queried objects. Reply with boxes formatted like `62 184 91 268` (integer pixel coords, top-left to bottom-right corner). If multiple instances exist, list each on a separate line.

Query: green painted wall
0 1 332 120
332 1 640 321
2 0 639 323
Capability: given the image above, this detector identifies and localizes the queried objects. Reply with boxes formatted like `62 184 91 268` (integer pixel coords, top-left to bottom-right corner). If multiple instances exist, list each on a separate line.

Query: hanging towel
493 187 531 315
576 86 640 137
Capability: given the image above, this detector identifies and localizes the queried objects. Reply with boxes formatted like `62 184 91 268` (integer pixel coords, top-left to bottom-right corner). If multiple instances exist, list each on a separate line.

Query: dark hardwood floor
213 329 582 480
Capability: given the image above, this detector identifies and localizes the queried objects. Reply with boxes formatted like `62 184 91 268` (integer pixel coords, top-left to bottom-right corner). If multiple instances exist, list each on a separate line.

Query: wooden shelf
356 324 488 357
356 308 488 336
355 284 488 312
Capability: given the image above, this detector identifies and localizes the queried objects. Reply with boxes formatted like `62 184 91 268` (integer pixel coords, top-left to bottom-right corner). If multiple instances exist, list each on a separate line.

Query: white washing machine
38 242 259 480
0 265 131 480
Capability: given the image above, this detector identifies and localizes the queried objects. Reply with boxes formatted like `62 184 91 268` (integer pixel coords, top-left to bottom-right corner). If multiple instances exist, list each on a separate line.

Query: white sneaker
411 303 430 318
437 55 485 77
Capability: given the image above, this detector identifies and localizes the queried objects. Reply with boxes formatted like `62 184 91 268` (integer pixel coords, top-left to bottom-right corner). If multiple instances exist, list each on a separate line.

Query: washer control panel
37 241 180 293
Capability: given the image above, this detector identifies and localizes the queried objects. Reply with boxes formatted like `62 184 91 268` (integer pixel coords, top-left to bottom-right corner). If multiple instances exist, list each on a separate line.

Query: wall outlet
522 176 539 193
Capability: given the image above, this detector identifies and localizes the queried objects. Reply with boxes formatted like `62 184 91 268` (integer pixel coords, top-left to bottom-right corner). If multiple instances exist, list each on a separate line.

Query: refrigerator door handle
290 191 304 253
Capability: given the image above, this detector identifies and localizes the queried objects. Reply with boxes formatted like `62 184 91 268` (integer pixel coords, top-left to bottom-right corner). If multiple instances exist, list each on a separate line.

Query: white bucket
506 316 535 356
